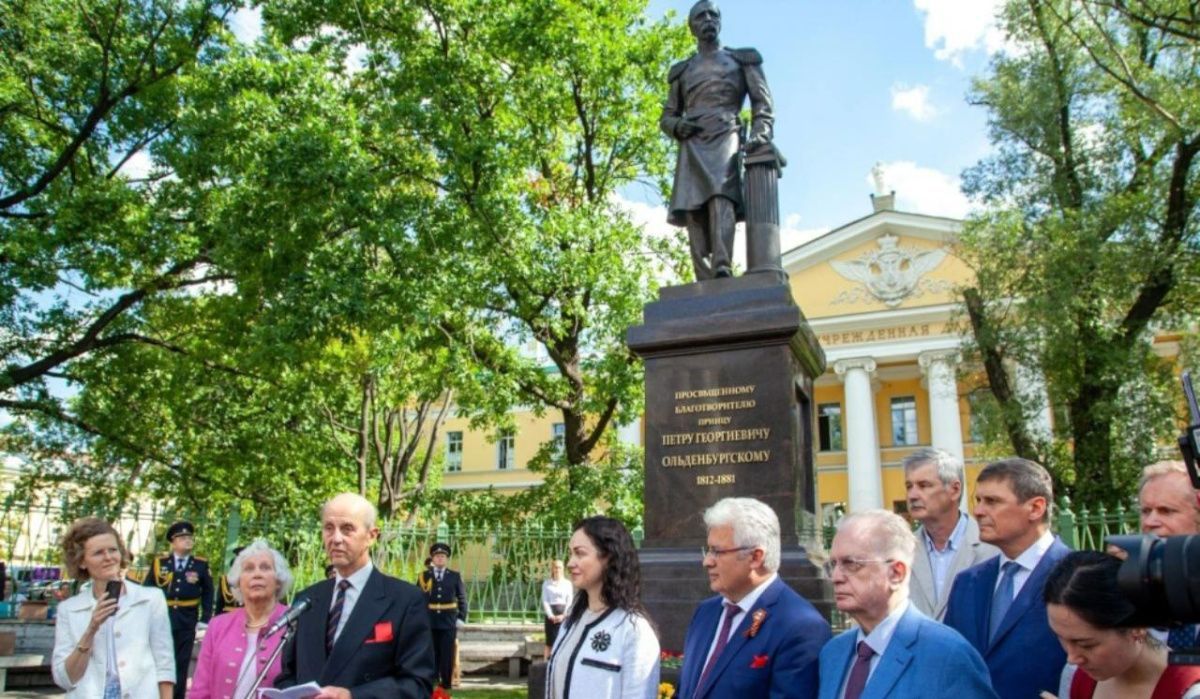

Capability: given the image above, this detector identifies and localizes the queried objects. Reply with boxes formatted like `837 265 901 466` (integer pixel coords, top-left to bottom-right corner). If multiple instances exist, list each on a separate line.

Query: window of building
497 432 515 470
891 396 919 446
552 423 566 453
817 403 843 452
445 431 463 472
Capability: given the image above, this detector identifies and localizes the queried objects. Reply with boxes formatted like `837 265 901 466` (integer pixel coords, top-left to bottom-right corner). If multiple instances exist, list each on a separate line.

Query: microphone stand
245 618 298 699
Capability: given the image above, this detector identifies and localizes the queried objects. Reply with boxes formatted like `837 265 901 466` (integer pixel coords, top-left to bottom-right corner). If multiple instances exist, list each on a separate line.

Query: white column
919 349 964 461
920 350 967 510
834 357 882 512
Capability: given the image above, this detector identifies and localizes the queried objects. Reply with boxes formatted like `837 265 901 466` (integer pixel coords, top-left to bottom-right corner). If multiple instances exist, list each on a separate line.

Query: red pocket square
366 621 394 644
750 654 769 669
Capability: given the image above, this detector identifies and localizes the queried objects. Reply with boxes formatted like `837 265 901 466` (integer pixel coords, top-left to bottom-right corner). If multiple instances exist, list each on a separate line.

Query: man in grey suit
904 448 997 620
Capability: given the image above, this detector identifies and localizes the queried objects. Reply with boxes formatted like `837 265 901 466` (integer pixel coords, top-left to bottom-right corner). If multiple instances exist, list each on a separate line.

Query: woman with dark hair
1044 550 1200 698
546 516 660 698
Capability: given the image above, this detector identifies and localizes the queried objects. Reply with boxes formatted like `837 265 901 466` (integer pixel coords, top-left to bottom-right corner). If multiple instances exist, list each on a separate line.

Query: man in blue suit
818 509 996 699
944 458 1070 699
677 497 831 699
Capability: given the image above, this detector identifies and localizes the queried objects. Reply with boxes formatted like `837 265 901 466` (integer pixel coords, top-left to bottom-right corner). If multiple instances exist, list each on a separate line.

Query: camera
1106 534 1200 627
1102 371 1200 629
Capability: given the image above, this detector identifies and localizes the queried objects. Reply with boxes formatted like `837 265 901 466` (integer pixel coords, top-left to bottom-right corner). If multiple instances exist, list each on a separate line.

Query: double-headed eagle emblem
830 234 947 308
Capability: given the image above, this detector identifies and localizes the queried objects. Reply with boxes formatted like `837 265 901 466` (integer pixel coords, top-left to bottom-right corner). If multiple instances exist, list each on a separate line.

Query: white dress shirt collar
997 529 1054 597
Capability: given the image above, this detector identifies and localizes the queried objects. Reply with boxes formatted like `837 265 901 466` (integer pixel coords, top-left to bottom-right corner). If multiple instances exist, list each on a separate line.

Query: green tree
960 0 1200 505
268 0 688 479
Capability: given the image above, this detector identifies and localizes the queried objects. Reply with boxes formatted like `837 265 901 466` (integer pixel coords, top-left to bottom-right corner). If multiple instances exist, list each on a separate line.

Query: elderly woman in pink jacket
188 539 294 699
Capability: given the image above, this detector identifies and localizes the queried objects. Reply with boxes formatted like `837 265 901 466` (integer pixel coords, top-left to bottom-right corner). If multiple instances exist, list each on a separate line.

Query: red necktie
694 602 740 697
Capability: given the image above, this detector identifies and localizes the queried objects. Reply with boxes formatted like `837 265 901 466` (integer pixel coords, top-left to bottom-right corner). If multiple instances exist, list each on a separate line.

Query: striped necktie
326 579 351 655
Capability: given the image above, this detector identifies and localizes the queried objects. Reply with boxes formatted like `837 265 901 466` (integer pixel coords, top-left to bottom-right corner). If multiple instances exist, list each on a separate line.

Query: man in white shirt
817 509 996 699
675 497 830 699
275 493 435 699
904 448 997 620
943 458 1071 699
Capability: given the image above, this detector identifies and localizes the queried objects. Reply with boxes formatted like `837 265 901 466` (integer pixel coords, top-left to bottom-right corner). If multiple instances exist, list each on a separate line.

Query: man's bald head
322 492 378 529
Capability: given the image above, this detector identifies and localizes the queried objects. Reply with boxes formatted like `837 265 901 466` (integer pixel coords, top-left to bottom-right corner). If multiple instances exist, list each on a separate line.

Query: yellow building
437 195 1064 519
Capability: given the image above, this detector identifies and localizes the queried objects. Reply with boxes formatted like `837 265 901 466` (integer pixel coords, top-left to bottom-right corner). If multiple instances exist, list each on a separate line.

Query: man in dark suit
417 542 468 692
143 520 213 699
904 448 998 620
944 458 1071 699
677 497 830 699
818 509 996 699
275 493 435 699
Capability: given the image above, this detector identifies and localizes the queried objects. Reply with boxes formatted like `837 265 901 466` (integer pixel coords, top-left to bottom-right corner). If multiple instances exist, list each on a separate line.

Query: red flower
432 687 452 699
750 654 769 669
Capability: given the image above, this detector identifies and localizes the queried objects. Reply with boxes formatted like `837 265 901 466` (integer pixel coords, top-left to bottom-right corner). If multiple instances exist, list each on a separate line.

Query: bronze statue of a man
661 0 775 280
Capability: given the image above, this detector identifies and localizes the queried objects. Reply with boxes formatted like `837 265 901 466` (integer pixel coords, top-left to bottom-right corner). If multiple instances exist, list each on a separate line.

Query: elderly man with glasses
817 509 996 699
676 497 830 699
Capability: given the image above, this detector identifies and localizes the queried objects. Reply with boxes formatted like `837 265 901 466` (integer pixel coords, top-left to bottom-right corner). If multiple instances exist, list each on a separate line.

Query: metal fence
0 493 1142 619
0 497 583 622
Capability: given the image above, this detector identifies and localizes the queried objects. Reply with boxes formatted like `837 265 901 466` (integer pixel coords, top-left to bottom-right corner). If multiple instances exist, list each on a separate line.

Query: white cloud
116 150 153 180
867 161 973 219
780 213 829 254
891 83 938 122
612 194 675 240
345 44 369 75
229 6 263 44
913 0 1005 66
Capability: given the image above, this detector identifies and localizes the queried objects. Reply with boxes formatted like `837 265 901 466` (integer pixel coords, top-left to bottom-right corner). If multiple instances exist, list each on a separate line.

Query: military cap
166 520 195 541
430 542 452 557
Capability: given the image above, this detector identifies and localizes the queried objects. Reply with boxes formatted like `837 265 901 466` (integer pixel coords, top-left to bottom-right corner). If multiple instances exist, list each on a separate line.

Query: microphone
262 597 313 638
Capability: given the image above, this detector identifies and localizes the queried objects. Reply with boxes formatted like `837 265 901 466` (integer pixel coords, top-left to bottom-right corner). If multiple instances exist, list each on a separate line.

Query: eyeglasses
822 557 894 577
701 545 753 559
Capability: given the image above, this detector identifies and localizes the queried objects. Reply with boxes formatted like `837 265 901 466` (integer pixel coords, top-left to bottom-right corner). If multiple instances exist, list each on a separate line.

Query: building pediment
784 209 970 319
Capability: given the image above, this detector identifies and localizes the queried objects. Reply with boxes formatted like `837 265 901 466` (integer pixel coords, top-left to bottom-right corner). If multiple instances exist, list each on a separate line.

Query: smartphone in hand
105 579 122 601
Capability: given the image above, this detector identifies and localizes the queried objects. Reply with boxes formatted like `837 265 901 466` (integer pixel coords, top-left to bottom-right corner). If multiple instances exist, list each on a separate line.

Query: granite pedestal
627 273 832 652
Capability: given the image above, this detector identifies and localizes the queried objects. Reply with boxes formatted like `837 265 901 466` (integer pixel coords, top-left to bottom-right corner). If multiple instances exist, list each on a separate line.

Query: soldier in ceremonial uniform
418 542 468 692
212 545 244 616
143 520 213 699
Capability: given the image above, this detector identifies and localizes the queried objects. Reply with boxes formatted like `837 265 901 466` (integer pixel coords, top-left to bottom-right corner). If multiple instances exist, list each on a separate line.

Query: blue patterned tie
1169 624 1197 650
989 561 1020 642
326 579 351 655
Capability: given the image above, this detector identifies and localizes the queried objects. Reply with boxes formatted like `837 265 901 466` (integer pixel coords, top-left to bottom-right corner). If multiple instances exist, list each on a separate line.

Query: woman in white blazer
52 517 175 698
547 516 660 699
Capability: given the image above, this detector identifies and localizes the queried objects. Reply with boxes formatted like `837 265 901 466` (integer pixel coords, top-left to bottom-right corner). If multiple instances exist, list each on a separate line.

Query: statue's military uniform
660 46 774 226
143 522 213 699
418 543 468 690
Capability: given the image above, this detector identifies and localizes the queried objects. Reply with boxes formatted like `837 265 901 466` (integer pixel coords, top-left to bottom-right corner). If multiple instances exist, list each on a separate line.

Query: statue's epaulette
193 556 206 562
667 55 695 82
726 47 763 65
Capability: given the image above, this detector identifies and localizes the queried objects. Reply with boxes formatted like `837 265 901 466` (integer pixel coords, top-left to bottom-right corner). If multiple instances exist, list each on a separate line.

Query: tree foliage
2 0 685 519
959 0 1200 505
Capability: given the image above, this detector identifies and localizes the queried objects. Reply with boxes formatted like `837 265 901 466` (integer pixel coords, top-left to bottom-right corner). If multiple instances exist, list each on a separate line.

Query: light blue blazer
817 604 998 699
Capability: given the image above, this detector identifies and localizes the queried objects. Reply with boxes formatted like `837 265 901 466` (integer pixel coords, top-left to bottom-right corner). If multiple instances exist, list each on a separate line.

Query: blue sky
631 0 1005 247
